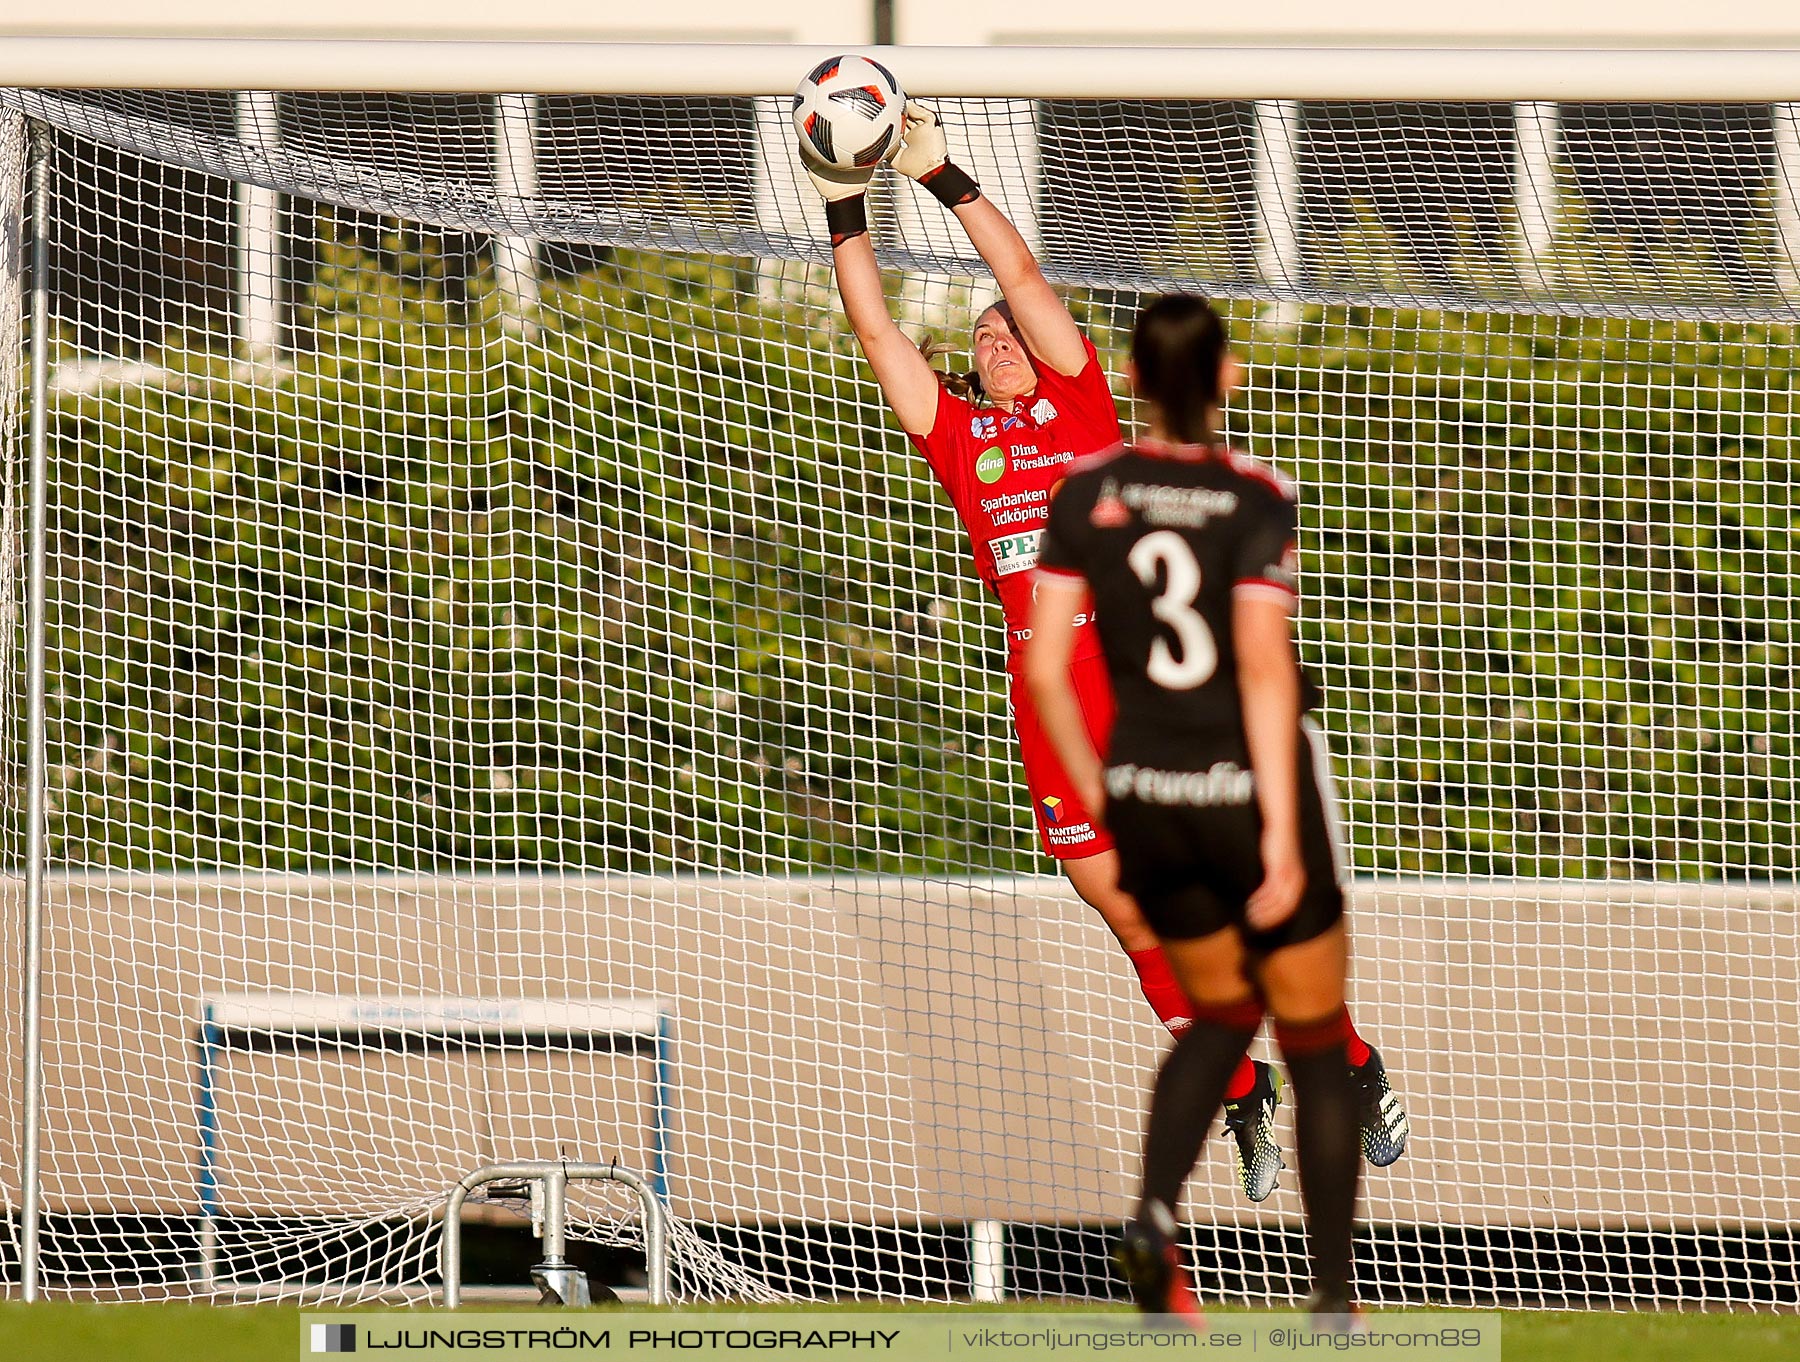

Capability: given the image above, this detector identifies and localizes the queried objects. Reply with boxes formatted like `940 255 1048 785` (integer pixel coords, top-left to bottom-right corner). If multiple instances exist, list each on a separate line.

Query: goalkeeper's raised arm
797 94 1129 891
799 101 1090 436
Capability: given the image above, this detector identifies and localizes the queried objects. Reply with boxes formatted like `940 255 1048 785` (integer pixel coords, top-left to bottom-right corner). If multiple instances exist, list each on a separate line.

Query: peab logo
310 1322 357 1353
974 446 1006 484
988 530 1042 577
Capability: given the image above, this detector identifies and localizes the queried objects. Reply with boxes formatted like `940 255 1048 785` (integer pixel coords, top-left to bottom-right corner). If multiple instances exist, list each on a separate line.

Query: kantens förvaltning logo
1040 796 1064 825
975 446 1006 484
311 1322 356 1353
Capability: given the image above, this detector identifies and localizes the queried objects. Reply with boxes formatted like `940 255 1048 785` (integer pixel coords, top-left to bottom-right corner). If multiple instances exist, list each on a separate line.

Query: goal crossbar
2 39 1800 99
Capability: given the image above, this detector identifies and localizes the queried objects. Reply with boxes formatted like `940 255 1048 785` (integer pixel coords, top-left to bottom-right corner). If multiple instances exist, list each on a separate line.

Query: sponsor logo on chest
1105 761 1257 808
972 439 1073 487
1012 445 1072 473
989 529 1042 577
1122 482 1240 527
981 486 1050 529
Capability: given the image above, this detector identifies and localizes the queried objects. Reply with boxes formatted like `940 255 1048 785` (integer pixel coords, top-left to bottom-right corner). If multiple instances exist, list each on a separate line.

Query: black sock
1138 999 1261 1214
1275 1013 1361 1302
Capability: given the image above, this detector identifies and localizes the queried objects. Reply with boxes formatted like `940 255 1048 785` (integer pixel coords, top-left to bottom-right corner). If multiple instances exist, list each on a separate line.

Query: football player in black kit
1025 295 1363 1325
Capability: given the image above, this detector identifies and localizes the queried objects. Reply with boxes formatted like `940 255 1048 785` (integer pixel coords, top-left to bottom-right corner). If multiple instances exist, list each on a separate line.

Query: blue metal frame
195 1008 223 1216
652 1009 674 1203
193 1004 224 1282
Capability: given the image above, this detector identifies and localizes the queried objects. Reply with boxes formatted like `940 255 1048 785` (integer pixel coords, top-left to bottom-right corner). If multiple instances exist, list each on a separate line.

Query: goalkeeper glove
799 143 873 245
892 102 981 208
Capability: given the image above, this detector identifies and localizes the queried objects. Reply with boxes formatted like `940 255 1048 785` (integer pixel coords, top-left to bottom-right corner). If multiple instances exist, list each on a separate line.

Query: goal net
1 67 1796 1309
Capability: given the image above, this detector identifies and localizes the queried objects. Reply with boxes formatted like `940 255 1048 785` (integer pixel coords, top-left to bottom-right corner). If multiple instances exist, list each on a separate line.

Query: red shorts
1009 650 1117 861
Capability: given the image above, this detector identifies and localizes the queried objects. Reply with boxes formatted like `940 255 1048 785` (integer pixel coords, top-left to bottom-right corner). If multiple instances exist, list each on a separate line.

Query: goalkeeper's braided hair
1131 293 1229 445
916 335 983 401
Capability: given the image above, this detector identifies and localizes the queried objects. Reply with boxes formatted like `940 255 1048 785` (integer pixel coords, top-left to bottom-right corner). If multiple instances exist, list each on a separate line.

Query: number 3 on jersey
1127 530 1218 690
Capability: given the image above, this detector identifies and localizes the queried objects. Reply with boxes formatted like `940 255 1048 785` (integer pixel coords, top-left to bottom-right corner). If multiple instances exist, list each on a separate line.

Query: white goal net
1 71 1797 1308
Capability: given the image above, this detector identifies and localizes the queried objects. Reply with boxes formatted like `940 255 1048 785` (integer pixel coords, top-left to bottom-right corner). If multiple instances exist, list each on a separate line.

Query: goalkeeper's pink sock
1342 1007 1373 1067
1125 947 1195 1035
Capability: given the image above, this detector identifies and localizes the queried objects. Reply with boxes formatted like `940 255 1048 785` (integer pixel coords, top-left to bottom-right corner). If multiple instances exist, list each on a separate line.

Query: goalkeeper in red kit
799 101 1406 1198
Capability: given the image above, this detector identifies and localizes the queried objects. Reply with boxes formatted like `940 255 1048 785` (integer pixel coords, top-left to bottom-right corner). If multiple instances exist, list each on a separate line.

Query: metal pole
969 1219 1005 1302
440 1162 672 1308
1775 104 1800 296
1253 99 1303 325
234 92 282 364
651 1011 673 1202
632 1162 671 1307
19 118 53 1305
540 1163 567 1264
194 1010 224 1288
1514 102 1560 284
492 93 539 334
441 1179 471 1309
1253 100 1301 290
873 0 895 46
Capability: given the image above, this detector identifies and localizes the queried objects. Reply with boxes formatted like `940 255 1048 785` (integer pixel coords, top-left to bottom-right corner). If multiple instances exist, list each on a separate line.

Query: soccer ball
792 55 906 172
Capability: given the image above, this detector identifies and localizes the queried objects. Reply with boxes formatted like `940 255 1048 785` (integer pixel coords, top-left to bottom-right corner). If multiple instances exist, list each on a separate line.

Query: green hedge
34 242 1800 879
1238 309 1799 878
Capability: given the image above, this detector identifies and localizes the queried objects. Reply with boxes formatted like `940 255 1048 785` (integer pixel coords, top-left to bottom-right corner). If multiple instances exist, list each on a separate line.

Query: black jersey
1036 441 1320 768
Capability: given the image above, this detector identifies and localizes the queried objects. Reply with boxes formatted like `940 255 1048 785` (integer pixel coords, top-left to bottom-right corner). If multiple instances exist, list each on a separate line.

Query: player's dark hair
1131 294 1229 444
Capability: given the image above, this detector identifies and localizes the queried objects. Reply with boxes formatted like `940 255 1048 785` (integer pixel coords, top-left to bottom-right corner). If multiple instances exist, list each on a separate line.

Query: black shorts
1107 720 1345 952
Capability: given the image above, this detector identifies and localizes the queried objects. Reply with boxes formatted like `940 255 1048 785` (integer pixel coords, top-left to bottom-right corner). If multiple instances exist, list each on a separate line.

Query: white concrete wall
7 874 1798 1234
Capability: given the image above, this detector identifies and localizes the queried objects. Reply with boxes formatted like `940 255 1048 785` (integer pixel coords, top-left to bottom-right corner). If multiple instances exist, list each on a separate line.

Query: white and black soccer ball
792 55 906 172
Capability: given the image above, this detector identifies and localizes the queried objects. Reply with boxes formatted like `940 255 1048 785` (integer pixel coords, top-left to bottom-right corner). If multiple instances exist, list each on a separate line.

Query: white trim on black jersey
1231 580 1298 609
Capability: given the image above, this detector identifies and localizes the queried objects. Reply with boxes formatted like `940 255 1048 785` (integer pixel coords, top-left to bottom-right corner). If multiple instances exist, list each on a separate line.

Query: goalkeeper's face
971 307 1038 403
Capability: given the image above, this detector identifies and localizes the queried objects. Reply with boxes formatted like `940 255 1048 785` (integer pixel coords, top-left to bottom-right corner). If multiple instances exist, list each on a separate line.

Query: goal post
4 42 1800 1310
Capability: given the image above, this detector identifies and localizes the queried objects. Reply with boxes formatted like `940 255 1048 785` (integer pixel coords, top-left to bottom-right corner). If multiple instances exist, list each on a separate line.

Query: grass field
1 1302 1797 1362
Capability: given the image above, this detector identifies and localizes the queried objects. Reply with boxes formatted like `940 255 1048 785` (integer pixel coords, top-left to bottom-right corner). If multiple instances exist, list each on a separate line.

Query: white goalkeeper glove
892 102 981 207
891 102 949 182
797 142 874 244
798 142 874 203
